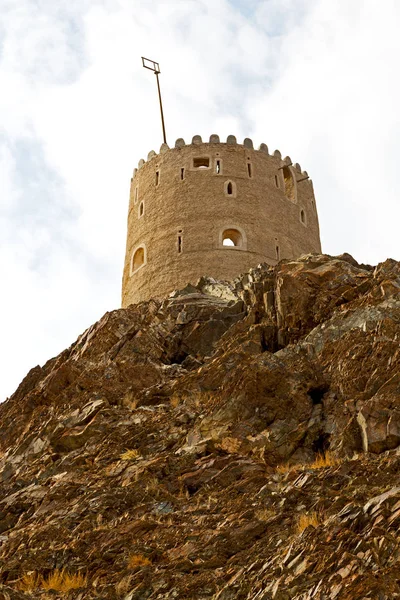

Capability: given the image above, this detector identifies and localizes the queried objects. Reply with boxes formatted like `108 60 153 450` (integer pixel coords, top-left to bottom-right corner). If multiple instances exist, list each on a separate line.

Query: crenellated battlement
132 134 309 180
122 133 321 307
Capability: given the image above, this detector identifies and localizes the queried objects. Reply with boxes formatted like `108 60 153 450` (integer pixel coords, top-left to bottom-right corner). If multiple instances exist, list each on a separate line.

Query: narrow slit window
274 175 279 188
276 245 280 260
247 163 252 178
180 167 185 180
155 170 160 186
216 160 221 174
224 180 236 197
139 201 144 217
300 209 306 224
178 235 182 253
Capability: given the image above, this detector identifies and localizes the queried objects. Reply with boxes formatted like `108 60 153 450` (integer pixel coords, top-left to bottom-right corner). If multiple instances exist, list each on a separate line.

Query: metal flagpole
141 57 167 144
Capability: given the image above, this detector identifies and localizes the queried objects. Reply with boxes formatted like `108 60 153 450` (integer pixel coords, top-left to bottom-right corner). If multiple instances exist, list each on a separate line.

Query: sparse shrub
310 452 339 469
120 448 140 461
296 511 321 534
127 554 152 568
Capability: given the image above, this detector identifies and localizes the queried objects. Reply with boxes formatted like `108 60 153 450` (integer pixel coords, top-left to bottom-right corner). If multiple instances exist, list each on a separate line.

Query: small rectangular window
247 163 252 178
180 167 185 180
215 160 221 174
274 174 279 188
155 171 160 185
193 157 210 169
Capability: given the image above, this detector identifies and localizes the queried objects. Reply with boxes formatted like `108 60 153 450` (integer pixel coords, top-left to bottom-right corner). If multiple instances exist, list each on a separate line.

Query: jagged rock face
0 253 399 599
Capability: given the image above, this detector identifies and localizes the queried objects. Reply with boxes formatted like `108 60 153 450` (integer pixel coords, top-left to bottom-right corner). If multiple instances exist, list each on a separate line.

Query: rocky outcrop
0 253 399 599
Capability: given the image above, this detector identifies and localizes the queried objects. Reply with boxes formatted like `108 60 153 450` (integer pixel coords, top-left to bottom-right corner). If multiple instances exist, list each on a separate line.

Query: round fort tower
121 134 321 307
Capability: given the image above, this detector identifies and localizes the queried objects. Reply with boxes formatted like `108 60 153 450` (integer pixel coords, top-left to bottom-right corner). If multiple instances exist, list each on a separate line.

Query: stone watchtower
121 134 321 307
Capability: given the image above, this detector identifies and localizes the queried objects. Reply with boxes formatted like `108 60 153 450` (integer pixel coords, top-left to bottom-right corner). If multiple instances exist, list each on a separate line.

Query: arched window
282 166 296 202
130 245 146 275
224 180 237 197
222 228 243 248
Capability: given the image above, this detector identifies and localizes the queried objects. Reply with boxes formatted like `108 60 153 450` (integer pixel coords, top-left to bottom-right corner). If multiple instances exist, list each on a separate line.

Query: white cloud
1 0 399 399
249 0 400 261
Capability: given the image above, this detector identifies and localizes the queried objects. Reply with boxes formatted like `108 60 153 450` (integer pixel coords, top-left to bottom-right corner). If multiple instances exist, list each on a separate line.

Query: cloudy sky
1 0 400 400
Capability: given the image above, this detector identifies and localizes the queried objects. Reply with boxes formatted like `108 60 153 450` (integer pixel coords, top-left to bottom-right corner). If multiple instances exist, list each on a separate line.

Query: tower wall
122 135 321 307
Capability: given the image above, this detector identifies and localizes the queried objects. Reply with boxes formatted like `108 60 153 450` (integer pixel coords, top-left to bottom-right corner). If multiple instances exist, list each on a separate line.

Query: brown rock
0 254 399 599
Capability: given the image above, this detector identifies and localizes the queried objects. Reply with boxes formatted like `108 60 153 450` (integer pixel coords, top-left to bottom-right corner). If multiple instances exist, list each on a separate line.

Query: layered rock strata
0 253 399 599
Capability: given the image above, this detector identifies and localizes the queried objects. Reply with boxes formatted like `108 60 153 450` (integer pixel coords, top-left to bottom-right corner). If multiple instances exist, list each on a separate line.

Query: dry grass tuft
41 569 87 592
296 511 321 534
115 575 134 596
170 394 181 408
255 508 275 522
144 475 159 492
276 462 298 474
127 554 152 568
17 570 87 593
122 391 139 410
120 448 140 461
16 572 41 591
190 390 216 408
309 452 339 469
218 436 242 454
276 452 340 474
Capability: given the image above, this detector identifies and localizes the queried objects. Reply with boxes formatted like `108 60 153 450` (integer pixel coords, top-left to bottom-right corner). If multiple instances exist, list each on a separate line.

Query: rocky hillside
0 253 400 599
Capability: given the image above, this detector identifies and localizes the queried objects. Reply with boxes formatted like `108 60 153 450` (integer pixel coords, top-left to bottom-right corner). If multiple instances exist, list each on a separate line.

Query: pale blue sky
1 0 400 400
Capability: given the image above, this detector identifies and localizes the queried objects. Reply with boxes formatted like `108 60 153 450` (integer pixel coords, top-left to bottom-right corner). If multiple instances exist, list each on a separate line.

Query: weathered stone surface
243 137 253 148
0 254 399 598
